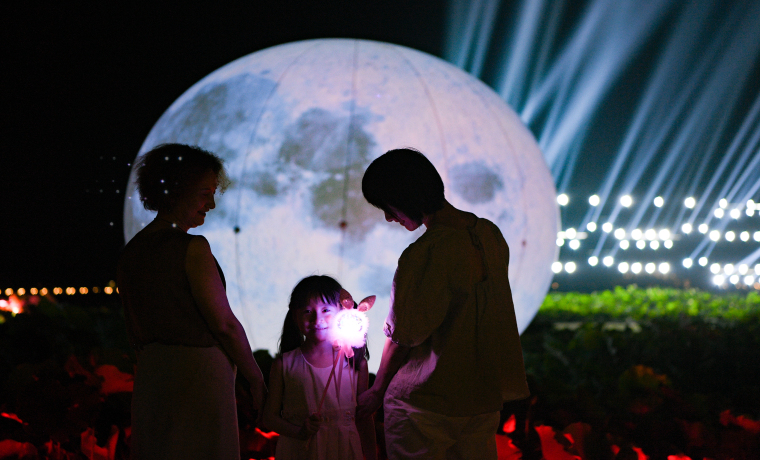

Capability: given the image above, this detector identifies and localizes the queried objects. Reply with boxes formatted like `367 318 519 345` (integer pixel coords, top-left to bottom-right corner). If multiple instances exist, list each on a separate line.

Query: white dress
275 348 363 460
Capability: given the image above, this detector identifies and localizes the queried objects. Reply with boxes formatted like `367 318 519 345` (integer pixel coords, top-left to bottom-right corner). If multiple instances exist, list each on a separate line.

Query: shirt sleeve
384 236 453 347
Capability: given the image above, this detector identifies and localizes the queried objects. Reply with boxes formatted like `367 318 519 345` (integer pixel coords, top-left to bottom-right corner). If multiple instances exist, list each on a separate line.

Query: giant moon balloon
124 39 558 370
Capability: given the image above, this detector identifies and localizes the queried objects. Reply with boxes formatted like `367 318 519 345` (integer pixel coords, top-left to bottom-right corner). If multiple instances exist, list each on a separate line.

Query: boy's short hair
362 148 445 225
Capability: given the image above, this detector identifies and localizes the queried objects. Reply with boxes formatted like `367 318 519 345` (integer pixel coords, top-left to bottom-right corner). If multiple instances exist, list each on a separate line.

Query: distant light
658 262 670 274
684 197 696 208
619 240 630 250
724 264 735 275
631 229 643 240
658 229 671 240
645 229 657 240
710 263 721 274
636 240 646 250
748 199 756 210
730 208 740 219
565 262 577 274
709 230 721 241
552 262 563 273
631 262 642 274
40 288 48 296
747 208 755 217
93 286 100 293
654 196 664 207
683 258 693 268
713 275 725 285
589 195 600 206
618 262 630 273
650 240 660 250
698 257 708 266
744 275 755 286
4 288 11 296
738 264 749 275
557 194 569 206
588 256 599 266
719 198 728 209
565 228 577 239
698 224 708 234
664 240 673 249
730 274 740 285
714 208 724 218
66 287 75 295
725 231 735 242
603 256 614 267
104 287 114 295
602 222 613 233
17 288 26 296
755 231 760 242
755 264 760 275
53 287 63 295
556 238 565 247
79 287 88 295
587 222 597 232
681 223 692 234
740 231 749 241
569 239 581 250
620 195 633 207
30 288 38 295
645 263 656 274
614 228 626 240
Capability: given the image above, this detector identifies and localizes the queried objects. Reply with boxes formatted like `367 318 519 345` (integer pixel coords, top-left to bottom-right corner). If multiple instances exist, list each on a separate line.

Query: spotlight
17 288 25 296
756 264 760 275
587 222 597 232
588 256 599 266
664 240 673 249
709 230 720 241
713 275 725 285
681 223 692 234
654 196 664 207
748 208 755 217
569 239 581 250
725 231 735 242
710 263 721 274
741 231 749 241
552 262 563 273
714 208 724 218
557 194 569 206
739 264 749 275
730 274 740 285
602 222 613 233
631 262 642 274
684 197 696 208
620 195 633 207
730 208 740 219
698 224 708 234
658 229 671 240
30 288 39 295
618 262 629 273
565 228 577 239
754 231 760 242
614 228 626 239
619 240 630 250
698 257 708 266
556 238 565 247
636 240 646 250
645 263 656 274
631 228 643 240
719 198 728 209
565 262 577 274
650 240 660 250
744 275 755 286
683 258 693 268
645 229 657 240
4 288 11 296
724 264 734 275
748 199 756 210
658 262 670 274
603 256 614 267
589 195 600 206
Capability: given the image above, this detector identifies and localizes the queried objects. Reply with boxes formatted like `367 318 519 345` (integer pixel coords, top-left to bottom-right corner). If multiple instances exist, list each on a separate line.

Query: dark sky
2 1 446 288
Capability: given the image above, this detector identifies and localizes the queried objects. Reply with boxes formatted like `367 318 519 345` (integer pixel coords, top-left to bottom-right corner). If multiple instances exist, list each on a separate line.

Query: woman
117 143 267 459
357 148 530 460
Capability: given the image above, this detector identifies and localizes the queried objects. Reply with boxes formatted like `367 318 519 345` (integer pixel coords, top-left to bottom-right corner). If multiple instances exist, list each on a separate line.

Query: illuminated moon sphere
124 39 558 370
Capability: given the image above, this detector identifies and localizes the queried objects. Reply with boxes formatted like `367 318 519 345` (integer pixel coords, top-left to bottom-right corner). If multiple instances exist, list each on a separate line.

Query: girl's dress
276 348 363 460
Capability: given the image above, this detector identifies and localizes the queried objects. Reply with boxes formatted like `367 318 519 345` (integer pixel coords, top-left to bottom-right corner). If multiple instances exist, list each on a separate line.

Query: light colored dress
276 348 363 460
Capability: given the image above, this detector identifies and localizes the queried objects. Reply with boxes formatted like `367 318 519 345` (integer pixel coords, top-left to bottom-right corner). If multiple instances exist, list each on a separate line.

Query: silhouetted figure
357 148 529 460
117 144 266 460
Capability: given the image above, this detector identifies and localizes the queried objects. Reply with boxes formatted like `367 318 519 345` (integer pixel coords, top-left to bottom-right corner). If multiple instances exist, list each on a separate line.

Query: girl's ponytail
277 309 303 357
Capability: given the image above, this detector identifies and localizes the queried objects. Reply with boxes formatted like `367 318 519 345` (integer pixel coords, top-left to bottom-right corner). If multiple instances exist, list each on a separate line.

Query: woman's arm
262 357 319 440
356 338 410 419
186 237 267 410
355 358 378 460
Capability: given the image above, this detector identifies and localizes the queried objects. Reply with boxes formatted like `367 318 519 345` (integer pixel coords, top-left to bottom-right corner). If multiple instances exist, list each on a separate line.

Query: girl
263 275 377 460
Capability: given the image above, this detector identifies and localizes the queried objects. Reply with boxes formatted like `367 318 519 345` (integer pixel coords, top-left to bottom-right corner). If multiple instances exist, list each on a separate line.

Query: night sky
3 1 445 289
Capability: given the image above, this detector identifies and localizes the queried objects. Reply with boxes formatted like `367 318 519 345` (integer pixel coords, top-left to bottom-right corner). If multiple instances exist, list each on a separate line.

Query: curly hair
362 148 445 225
135 144 230 212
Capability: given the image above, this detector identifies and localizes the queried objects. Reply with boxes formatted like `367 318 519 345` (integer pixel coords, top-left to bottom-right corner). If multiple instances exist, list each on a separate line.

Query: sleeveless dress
276 348 363 460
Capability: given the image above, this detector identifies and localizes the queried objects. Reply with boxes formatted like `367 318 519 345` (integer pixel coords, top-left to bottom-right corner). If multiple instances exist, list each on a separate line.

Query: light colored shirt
384 216 530 416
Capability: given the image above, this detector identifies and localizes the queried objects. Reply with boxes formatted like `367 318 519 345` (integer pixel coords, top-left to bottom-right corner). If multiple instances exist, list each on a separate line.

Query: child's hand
298 413 321 440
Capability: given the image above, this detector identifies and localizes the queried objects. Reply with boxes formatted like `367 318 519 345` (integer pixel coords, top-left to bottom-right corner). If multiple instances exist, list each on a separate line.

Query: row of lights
552 260 671 274
558 227 760 249
3 286 117 297
557 195 758 212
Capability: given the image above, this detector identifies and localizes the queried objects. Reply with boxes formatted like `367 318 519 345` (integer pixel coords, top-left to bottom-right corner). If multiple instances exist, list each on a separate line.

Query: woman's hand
298 413 321 440
356 387 384 420
250 380 268 424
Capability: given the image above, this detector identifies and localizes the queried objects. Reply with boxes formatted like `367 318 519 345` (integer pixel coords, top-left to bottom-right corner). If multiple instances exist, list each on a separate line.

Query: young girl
263 275 377 460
